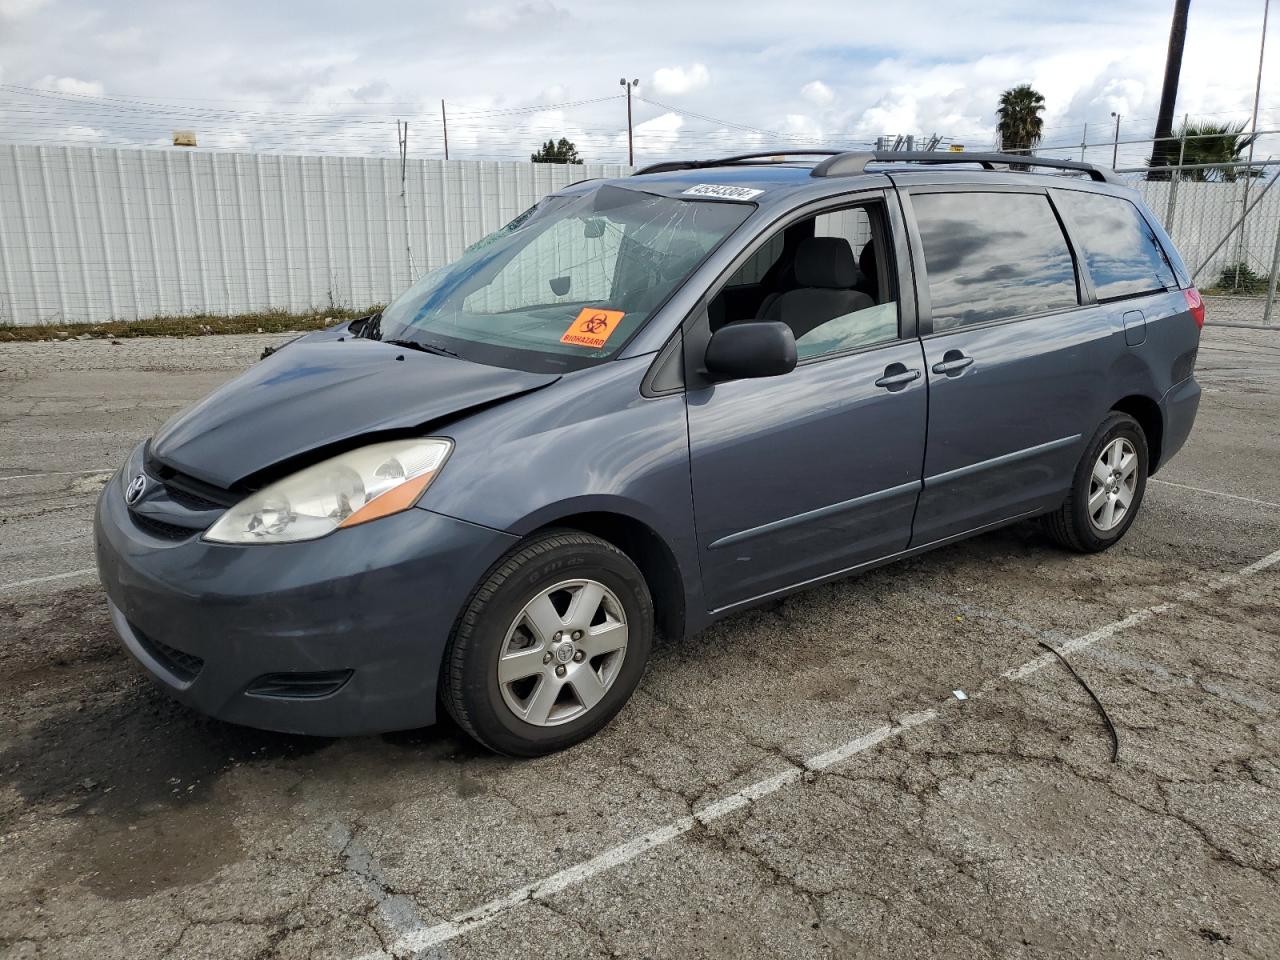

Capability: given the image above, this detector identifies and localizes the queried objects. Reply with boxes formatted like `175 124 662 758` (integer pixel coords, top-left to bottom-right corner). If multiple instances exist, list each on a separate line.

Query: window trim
900 184 1088 338
681 188 916 387
1049 185 1181 303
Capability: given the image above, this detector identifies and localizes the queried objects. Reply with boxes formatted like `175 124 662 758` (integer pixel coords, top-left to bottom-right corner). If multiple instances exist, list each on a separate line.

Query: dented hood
150 337 559 488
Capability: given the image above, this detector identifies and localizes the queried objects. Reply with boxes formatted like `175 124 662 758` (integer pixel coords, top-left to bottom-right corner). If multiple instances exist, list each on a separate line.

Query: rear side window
913 192 1079 332
1054 190 1177 301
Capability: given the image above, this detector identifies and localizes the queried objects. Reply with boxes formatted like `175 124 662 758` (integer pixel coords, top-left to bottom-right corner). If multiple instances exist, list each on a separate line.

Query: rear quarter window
1053 190 1177 301
912 191 1079 332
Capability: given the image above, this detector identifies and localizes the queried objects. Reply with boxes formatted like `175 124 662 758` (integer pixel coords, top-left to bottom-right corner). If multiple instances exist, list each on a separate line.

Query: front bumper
94 467 518 736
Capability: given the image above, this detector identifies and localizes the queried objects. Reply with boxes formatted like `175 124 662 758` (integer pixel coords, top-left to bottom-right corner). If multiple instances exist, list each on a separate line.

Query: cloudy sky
0 0 1275 167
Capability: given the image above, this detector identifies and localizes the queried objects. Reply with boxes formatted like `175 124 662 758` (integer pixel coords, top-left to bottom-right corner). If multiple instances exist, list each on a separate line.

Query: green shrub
1214 262 1270 296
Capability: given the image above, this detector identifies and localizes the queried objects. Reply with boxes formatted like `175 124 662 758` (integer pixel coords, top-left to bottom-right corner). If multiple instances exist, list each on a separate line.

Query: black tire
1042 411 1149 553
442 529 653 757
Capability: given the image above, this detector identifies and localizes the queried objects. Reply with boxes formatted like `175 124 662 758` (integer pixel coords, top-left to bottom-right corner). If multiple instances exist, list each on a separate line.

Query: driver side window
708 200 899 361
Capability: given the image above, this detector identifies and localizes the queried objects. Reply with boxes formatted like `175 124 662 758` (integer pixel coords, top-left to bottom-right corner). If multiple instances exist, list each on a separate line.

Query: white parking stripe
2 469 114 483
350 546 1280 959
0 568 97 592
1150 477 1280 510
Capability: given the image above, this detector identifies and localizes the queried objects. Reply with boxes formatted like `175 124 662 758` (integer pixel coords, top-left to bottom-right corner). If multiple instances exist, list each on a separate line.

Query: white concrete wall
0 144 630 324
0 144 1273 325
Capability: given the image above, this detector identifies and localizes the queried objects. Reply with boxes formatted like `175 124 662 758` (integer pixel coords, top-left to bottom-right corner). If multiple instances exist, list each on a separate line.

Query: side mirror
704 321 797 381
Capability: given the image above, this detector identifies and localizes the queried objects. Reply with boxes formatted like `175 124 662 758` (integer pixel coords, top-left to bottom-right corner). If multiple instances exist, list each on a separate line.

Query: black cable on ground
1037 641 1121 763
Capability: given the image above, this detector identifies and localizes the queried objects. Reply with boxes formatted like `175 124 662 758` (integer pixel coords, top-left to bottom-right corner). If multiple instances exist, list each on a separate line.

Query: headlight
204 438 452 544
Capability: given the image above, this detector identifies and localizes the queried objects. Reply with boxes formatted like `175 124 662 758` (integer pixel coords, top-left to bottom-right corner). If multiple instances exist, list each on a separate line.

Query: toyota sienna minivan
96 150 1204 755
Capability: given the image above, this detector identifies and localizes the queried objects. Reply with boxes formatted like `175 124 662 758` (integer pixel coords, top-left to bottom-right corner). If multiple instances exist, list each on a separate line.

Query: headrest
794 236 859 289
858 240 877 280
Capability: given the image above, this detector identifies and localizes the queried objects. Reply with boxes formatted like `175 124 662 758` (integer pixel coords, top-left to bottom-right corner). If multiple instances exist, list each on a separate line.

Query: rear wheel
1042 411 1148 553
442 530 653 756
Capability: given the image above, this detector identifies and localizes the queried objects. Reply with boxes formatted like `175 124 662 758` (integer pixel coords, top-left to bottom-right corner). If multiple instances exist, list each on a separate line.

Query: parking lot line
349 544 1280 960
2 468 114 483
1149 477 1280 510
0 567 98 592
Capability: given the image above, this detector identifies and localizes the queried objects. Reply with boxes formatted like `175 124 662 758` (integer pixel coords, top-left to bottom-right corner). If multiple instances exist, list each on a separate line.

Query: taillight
1184 288 1205 329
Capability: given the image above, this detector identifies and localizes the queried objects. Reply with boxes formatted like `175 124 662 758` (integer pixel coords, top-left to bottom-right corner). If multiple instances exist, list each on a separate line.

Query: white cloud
0 0 47 19
633 110 683 151
60 124 106 142
781 113 822 139
464 1 570 32
651 63 710 97
96 27 143 52
800 81 834 106
0 0 1273 165
37 75 104 96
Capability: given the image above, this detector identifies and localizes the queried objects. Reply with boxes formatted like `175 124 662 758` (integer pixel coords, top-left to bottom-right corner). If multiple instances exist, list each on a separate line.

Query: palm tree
996 84 1046 157
1165 120 1258 181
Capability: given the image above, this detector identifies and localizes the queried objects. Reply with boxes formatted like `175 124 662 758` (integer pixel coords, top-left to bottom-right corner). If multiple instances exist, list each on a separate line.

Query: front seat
759 237 873 339
855 240 879 300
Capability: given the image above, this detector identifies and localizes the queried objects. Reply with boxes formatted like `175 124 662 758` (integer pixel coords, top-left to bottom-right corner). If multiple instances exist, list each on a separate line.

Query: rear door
901 185 1116 546
1051 188 1195 394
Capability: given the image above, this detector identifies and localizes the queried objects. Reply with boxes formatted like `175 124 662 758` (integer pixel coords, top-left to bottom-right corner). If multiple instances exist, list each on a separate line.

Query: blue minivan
96 151 1204 755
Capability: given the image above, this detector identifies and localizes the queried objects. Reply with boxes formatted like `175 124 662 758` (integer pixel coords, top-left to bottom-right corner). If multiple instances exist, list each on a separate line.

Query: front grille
130 512 199 540
246 670 353 700
163 482 226 512
143 451 237 509
133 626 205 683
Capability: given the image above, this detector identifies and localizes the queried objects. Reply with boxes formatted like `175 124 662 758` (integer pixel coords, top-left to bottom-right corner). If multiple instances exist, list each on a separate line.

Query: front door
685 193 928 612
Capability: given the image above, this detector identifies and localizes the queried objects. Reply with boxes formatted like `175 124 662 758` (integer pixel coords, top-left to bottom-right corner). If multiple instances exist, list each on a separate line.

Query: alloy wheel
1088 437 1139 532
496 579 629 726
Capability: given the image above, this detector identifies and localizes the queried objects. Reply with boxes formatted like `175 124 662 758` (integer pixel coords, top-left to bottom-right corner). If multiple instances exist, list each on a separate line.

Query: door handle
874 366 921 390
931 351 974 375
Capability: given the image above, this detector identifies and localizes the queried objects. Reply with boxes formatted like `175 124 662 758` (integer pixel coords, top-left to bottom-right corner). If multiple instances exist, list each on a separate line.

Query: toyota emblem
124 474 147 505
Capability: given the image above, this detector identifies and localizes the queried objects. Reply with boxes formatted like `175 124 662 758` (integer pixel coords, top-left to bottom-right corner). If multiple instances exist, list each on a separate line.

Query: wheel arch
1110 393 1164 473
529 510 689 642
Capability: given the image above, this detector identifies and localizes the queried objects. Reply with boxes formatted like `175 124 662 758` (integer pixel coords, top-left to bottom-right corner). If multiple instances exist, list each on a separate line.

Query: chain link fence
1132 161 1280 329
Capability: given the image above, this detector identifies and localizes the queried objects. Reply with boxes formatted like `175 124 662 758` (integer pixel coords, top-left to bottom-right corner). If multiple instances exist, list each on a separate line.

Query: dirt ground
1 326 1278 959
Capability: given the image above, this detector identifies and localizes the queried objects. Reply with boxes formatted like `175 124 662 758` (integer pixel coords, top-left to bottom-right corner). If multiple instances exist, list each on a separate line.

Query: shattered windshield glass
375 184 753 373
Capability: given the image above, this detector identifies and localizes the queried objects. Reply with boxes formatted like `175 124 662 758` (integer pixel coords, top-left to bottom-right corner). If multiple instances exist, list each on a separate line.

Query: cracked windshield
376 184 752 372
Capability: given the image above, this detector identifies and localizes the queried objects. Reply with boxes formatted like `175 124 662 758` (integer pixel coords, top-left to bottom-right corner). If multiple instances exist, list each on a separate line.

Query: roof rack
631 149 1119 184
632 150 842 176
810 150 1119 183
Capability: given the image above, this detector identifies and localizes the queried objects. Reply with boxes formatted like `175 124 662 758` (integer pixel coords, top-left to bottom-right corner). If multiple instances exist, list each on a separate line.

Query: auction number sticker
561 308 626 349
682 183 764 201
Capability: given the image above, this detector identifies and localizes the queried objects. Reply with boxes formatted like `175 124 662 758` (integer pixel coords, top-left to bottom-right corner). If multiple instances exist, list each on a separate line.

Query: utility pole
1148 0 1190 177
1110 112 1122 169
1080 122 1088 161
619 78 639 166
441 99 450 161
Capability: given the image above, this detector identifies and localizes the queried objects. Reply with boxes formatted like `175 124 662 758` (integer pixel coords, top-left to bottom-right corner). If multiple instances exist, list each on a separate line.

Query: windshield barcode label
682 184 764 201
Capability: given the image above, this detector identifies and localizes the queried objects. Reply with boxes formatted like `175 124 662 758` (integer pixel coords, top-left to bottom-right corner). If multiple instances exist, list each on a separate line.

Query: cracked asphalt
1 326 1278 959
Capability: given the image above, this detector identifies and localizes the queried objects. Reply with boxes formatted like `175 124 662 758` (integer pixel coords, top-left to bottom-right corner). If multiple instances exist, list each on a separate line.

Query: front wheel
442 530 653 756
1042 411 1148 553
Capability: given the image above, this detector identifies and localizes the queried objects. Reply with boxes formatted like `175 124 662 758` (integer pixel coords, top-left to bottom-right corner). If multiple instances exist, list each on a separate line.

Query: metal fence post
1164 116 1187 229
1264 213 1280 326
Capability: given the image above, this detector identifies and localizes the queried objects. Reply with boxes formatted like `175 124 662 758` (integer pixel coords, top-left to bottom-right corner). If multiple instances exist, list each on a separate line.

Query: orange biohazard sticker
561 308 625 349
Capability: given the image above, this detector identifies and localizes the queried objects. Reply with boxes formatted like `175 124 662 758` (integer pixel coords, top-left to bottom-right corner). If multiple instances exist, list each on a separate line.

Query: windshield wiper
384 337 462 359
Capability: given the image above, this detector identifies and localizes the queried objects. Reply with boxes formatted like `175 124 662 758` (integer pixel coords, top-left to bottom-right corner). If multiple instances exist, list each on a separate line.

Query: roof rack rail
810 150 1119 184
632 150 843 176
